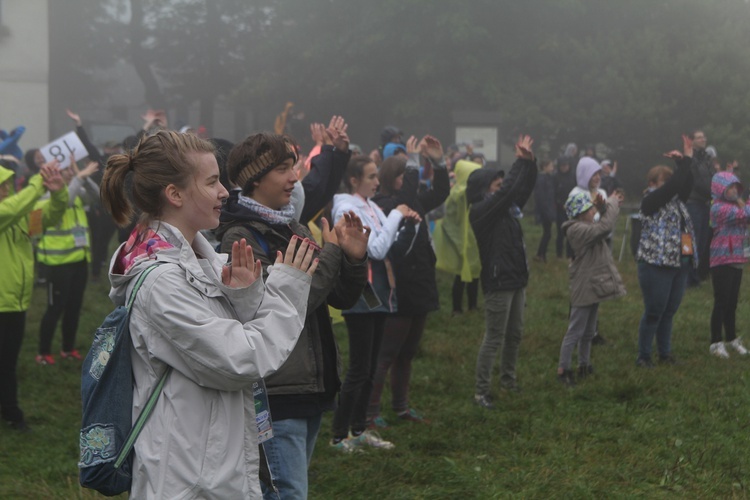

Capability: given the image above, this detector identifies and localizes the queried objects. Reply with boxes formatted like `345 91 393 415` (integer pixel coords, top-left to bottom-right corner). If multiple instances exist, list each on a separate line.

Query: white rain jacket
108 222 311 499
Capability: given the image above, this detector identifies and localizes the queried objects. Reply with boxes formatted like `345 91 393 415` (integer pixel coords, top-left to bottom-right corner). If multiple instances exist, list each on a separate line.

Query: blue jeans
637 261 689 361
262 413 323 500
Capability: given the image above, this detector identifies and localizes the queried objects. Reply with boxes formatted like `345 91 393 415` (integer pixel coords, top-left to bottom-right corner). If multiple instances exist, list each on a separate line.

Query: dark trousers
38 260 88 354
555 210 570 258
452 275 479 313
686 201 711 285
0 311 26 423
710 265 743 343
87 208 117 279
367 313 427 418
536 219 552 260
331 313 386 439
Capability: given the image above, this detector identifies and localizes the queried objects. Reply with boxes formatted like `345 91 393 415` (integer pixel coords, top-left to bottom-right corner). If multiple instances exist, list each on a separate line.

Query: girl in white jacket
329 155 420 451
98 130 318 499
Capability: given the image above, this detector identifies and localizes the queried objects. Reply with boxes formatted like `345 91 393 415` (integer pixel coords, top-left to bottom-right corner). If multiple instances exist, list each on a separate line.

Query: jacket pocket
591 274 617 298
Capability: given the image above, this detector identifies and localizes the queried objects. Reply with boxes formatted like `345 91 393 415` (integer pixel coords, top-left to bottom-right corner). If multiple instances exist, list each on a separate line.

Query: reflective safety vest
36 196 90 265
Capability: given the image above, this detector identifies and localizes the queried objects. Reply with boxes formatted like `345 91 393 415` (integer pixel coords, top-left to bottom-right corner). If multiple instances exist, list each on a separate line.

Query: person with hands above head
297 115 352 225
434 156 483 314
329 155 421 452
470 135 537 410
66 108 120 281
1 160 67 432
685 129 713 287
367 134 449 428
706 165 750 359
35 153 101 365
635 135 697 368
96 130 316 499
216 131 368 500
556 189 626 387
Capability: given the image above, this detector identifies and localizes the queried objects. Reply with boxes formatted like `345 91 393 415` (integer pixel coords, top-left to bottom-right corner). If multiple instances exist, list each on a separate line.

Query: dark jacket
687 149 713 206
554 167 577 210
216 191 368 419
300 145 351 225
372 154 449 314
600 175 621 196
469 159 538 293
534 172 556 222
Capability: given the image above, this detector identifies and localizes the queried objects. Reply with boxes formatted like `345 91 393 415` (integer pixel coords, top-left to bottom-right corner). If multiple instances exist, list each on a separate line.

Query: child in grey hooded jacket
557 191 626 386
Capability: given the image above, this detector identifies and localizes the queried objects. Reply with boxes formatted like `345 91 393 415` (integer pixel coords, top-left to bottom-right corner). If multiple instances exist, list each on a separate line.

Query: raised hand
66 109 82 127
222 239 262 288
609 189 625 205
593 193 606 211
405 136 419 155
78 161 100 179
320 217 339 246
276 235 319 276
421 135 443 161
310 123 325 146
663 150 683 161
682 134 693 158
39 160 65 192
325 116 349 151
515 135 534 160
335 211 370 261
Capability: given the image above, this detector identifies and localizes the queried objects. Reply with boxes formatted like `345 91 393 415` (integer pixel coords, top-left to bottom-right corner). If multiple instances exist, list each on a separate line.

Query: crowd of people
1 110 747 498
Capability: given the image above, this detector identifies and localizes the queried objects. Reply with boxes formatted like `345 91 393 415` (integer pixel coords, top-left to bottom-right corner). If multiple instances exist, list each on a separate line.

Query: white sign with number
40 131 90 169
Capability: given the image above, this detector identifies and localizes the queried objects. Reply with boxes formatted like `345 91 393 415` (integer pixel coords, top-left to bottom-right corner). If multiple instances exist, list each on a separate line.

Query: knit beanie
234 144 297 188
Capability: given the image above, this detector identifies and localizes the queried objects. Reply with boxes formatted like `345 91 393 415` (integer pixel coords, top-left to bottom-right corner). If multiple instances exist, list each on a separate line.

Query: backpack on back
78 263 170 496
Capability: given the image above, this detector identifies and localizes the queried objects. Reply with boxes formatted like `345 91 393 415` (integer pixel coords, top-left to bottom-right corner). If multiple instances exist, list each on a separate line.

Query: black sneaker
591 334 606 346
557 369 576 387
577 365 594 378
635 358 654 369
473 394 495 410
6 419 31 432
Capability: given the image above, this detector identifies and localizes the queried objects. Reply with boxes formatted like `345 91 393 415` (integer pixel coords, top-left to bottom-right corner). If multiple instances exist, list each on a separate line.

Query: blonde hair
100 131 215 226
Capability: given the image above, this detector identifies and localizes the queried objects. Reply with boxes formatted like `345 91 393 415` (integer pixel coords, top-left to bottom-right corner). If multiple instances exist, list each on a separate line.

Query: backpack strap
125 262 163 310
113 262 173 470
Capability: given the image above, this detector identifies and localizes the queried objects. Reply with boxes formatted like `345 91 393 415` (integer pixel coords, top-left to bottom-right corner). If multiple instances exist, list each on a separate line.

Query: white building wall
0 0 49 151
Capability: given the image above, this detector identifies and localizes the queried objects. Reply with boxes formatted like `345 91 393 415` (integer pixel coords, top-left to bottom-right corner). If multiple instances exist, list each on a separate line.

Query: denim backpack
78 263 171 496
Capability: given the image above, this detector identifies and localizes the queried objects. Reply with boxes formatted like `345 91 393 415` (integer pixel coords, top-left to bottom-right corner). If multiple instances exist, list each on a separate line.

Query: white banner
40 131 90 169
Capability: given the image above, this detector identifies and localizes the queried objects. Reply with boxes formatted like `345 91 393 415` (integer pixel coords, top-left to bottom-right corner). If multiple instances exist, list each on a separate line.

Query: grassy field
2 214 749 499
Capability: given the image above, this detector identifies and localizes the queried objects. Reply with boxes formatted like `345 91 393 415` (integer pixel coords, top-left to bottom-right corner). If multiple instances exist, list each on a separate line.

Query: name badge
253 379 273 443
72 226 88 248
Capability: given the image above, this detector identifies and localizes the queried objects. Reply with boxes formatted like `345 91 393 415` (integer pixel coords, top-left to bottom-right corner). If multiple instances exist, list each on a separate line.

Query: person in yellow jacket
434 159 484 315
0 161 67 431
35 159 99 365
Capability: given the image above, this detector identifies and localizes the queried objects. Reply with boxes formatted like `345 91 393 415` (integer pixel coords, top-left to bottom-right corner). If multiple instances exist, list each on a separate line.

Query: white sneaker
349 430 395 450
710 342 730 359
330 437 360 453
730 338 749 355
